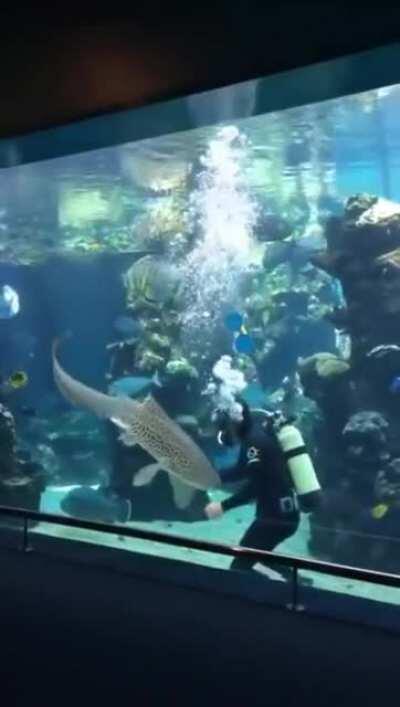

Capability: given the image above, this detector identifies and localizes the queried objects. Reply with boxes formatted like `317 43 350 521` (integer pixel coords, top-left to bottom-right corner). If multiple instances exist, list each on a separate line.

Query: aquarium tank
2 44 400 598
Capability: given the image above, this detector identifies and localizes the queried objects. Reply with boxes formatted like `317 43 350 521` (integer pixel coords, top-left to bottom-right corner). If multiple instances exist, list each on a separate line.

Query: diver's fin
168 474 196 509
133 463 162 487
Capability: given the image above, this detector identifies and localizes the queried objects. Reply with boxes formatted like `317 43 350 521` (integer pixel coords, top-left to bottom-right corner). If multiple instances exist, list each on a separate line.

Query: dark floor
0 543 398 706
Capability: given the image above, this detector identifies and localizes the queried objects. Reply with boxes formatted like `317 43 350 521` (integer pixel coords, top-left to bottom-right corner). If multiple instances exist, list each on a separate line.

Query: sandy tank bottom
31 487 400 607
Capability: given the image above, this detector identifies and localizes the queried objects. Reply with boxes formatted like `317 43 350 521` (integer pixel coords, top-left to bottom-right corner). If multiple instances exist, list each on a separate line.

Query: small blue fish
234 333 255 355
0 285 19 319
113 315 141 340
224 311 244 332
389 376 400 394
224 310 255 355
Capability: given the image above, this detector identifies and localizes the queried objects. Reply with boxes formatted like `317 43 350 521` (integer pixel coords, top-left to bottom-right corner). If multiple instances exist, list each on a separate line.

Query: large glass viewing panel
0 44 400 606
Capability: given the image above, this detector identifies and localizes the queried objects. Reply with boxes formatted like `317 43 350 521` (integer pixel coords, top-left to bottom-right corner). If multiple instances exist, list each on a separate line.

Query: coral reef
305 195 400 570
119 254 197 385
131 196 193 256
0 404 47 518
0 404 16 479
123 255 183 313
298 352 352 423
105 242 208 519
166 358 198 380
312 194 400 367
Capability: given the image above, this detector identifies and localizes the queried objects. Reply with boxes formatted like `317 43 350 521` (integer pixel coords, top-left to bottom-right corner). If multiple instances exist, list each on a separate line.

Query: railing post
21 516 32 553
286 565 304 612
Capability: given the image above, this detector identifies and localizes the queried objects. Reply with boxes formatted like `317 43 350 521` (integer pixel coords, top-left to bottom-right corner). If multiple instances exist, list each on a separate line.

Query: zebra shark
52 339 220 509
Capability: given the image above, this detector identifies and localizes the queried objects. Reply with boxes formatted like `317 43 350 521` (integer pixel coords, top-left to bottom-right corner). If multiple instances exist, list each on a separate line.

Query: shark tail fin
52 330 73 358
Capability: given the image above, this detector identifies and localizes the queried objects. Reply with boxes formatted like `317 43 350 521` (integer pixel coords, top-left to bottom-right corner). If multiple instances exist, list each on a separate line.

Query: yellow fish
0 370 28 395
9 371 28 389
371 503 389 519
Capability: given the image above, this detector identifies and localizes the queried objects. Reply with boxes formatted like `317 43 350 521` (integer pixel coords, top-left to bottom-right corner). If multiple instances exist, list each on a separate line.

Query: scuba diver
205 400 322 579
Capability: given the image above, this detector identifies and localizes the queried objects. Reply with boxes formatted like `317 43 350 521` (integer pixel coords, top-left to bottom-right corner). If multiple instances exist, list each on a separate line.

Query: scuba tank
256 409 321 508
277 423 321 497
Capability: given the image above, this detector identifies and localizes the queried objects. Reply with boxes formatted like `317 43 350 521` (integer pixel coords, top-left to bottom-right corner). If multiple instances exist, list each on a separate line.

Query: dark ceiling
0 2 399 137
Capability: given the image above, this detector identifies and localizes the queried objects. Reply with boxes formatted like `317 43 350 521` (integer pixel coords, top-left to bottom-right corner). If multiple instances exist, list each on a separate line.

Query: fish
0 370 28 396
123 255 181 307
376 248 400 270
241 383 268 408
52 339 220 507
0 285 20 319
254 213 293 242
108 372 161 399
389 376 400 394
224 311 244 332
367 344 400 359
3 475 32 488
61 486 131 524
371 503 389 519
8 370 28 389
174 414 198 429
224 311 255 356
263 234 326 273
234 333 255 355
113 315 142 340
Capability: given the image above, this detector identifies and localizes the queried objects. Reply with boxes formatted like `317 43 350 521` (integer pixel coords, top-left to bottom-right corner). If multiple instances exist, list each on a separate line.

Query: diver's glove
204 501 224 519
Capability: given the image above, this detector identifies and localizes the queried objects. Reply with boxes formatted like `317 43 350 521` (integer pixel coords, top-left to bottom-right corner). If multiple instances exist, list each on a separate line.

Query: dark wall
0 3 400 137
0 544 399 705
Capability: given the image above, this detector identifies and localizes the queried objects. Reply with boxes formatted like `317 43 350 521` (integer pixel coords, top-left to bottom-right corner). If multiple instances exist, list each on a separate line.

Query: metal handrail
1 504 400 593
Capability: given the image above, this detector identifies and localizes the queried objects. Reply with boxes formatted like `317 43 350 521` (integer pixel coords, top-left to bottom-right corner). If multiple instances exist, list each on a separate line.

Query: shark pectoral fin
133 463 162 487
168 474 196 510
111 417 138 447
110 416 129 429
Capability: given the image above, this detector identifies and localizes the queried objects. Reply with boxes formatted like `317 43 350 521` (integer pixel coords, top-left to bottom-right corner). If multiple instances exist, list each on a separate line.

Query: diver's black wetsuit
221 422 300 574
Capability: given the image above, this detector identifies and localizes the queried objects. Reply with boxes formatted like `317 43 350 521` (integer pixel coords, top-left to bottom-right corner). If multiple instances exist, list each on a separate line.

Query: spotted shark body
52 340 220 508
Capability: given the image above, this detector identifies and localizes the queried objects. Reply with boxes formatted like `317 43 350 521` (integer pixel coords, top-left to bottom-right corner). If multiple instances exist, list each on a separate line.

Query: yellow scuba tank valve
276 424 321 497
